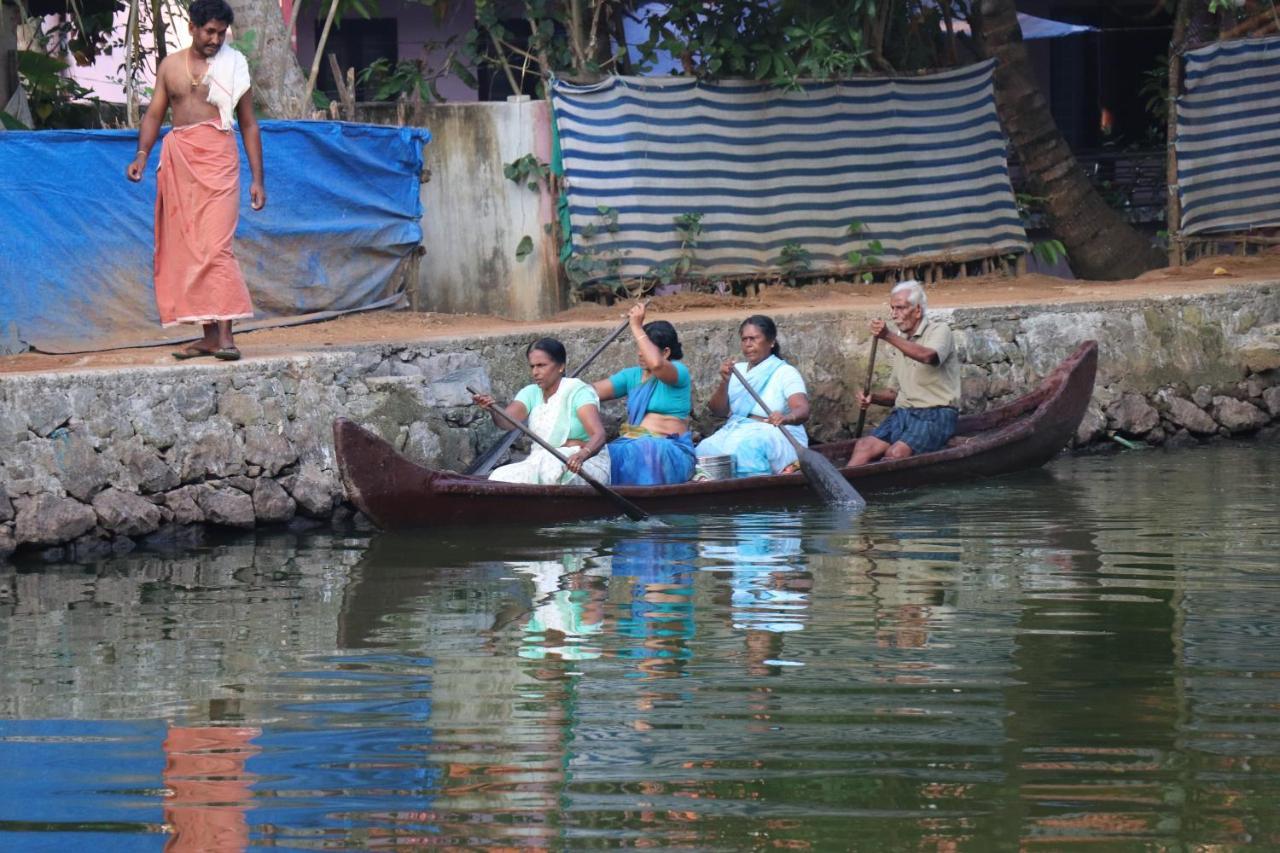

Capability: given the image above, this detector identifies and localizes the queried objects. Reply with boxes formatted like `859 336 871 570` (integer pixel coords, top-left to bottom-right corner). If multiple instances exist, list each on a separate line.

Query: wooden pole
125 0 141 127
1167 0 1189 267
305 0 341 109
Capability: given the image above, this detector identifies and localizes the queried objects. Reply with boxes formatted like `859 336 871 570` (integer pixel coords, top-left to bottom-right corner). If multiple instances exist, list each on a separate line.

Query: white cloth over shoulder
202 43 251 130
695 356 809 478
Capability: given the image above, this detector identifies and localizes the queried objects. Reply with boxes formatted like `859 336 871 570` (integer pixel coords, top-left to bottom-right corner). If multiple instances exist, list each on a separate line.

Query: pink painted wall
294 0 478 103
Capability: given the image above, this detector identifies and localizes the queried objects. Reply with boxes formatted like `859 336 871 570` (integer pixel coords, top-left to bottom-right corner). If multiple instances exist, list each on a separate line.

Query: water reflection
0 443 1276 849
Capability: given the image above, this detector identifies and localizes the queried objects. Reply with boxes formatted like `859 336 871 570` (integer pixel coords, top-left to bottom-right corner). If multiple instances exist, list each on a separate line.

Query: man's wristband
135 150 148 159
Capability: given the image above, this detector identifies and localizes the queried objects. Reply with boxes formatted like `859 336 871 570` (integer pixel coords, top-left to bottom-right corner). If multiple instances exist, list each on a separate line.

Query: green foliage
777 242 812 284
844 219 883 282
1031 238 1068 266
17 50 98 128
635 0 872 88
642 211 705 289
358 57 446 103
504 153 551 192
515 235 535 261
566 206 631 296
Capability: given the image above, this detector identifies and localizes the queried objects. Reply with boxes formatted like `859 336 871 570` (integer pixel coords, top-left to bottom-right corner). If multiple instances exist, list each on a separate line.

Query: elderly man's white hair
890 279 927 311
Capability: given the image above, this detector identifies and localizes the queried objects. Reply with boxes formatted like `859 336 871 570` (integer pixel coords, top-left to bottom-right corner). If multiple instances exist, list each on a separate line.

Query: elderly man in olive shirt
848 280 961 466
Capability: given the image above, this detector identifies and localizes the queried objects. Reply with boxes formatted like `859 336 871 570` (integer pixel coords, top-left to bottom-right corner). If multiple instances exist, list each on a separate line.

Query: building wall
294 0 478 103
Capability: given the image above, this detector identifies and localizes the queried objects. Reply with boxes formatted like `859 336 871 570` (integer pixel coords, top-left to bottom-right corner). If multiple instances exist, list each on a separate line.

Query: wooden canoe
335 340 1098 529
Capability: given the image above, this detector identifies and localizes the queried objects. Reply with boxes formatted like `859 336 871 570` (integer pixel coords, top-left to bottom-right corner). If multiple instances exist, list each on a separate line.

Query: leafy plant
777 242 812 284
17 50 98 128
844 219 883 283
358 57 435 102
1031 238 1068 266
565 206 631 296
504 153 551 192
515 235 535 261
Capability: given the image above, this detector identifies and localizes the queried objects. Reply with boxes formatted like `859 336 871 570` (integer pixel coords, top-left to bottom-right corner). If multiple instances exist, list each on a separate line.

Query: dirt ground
4 253 1279 377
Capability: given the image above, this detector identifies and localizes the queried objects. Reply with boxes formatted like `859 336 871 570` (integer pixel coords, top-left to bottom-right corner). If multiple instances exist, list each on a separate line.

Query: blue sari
608 377 697 486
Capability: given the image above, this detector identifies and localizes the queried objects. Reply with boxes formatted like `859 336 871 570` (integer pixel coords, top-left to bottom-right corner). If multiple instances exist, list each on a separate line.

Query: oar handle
467 386 649 521
854 336 880 439
728 364 805 454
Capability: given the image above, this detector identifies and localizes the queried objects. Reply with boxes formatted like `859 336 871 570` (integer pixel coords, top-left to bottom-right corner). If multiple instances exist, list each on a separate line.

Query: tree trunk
233 0 311 118
976 0 1165 279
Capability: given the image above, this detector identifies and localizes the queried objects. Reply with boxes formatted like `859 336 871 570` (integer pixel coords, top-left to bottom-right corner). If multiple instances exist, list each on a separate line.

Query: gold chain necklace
185 48 205 89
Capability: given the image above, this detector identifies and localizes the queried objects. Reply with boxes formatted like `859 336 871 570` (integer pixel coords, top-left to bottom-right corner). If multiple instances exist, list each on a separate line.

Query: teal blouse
608 362 692 419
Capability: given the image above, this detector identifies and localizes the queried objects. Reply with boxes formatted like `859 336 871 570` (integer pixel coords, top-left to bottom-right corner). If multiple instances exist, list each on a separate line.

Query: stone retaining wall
2 283 1278 561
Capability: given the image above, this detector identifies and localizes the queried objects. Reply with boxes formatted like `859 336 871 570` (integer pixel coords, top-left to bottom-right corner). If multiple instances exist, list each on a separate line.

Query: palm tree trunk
977 0 1165 279
234 0 312 118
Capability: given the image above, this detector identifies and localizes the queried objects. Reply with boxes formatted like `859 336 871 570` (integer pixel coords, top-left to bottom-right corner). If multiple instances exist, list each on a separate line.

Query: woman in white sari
695 315 811 478
472 337 611 486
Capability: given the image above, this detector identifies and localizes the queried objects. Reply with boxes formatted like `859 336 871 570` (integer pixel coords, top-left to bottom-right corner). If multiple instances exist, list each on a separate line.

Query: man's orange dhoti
154 120 254 326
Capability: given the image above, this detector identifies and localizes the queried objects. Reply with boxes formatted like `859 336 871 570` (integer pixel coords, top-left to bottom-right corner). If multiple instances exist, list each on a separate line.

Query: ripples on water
0 442 1277 850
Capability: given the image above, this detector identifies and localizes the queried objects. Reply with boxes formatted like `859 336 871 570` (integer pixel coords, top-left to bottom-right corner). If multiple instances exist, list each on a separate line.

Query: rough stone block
173 419 244 482
0 485 12 523
130 398 184 449
1164 396 1219 435
1192 384 1214 408
1238 341 1280 374
243 426 297 475
173 382 218 421
957 328 1008 366
0 406 28 444
91 487 163 537
0 523 14 559
120 438 179 494
1105 393 1160 437
1264 386 1280 418
402 421 443 466
1213 396 1269 433
197 486 256 529
252 477 296 523
960 364 989 405
14 494 97 545
218 389 266 426
286 464 339 518
15 429 113 502
163 486 207 525
16 388 72 436
1074 404 1106 446
1165 428 1199 449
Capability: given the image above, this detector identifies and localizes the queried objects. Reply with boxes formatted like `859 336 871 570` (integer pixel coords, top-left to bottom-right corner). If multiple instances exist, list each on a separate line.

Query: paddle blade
463 429 519 476
798 448 866 510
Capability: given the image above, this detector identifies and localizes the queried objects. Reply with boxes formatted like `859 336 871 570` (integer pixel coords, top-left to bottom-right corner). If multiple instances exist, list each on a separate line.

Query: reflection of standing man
848 280 961 465
125 0 265 361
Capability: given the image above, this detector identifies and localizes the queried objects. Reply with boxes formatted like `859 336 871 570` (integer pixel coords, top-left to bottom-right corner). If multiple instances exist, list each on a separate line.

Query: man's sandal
213 347 242 361
172 346 216 360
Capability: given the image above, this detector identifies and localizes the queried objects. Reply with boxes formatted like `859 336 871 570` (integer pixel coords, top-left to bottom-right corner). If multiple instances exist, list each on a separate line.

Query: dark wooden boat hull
335 341 1098 529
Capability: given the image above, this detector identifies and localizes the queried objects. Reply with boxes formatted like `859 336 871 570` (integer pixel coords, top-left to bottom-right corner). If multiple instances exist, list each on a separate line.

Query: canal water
1 441 1277 850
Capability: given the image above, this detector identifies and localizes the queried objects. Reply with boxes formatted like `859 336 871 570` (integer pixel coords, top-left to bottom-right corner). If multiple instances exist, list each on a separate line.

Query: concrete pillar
416 98 565 320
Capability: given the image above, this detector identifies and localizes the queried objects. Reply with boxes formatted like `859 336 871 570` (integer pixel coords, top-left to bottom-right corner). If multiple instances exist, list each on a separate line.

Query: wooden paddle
729 365 865 509
464 314 635 476
853 336 880 439
467 387 650 522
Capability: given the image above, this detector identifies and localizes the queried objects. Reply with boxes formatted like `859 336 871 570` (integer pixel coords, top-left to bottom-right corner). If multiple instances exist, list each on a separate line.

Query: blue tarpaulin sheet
0 120 430 354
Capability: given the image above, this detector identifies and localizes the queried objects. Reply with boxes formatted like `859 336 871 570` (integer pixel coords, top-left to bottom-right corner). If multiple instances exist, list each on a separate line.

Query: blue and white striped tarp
551 61 1027 283
1176 35 1280 236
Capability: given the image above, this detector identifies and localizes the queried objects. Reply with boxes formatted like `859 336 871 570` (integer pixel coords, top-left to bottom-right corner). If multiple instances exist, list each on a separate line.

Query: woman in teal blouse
592 303 696 485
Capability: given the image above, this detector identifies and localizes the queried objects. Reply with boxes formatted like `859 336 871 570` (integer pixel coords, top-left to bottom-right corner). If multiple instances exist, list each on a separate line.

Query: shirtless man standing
126 0 265 361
